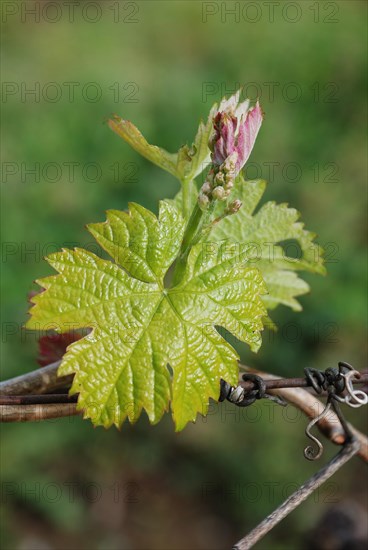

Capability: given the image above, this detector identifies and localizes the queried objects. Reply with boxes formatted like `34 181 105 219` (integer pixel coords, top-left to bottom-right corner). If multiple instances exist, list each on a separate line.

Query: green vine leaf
108 116 179 178
208 176 326 312
26 202 266 431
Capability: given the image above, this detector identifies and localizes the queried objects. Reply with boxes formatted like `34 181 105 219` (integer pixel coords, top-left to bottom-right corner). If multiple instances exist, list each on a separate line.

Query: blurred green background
1 1 367 549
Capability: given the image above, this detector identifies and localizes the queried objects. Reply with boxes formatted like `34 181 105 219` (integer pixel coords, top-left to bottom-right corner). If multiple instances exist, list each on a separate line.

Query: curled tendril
341 370 368 408
304 401 332 461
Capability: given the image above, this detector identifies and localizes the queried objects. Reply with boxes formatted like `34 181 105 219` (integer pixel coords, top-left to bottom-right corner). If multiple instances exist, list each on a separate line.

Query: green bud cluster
197 151 239 210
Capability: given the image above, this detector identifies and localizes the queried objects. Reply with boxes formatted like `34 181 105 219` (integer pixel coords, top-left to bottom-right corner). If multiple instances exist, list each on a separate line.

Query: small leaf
26 202 266 431
208 176 325 312
108 116 179 178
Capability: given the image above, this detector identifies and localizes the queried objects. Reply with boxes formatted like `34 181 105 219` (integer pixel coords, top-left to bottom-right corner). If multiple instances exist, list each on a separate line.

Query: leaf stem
172 202 203 285
172 200 216 286
181 177 191 220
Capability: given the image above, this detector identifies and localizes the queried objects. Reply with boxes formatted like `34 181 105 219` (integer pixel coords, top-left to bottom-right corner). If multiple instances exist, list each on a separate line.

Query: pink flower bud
211 112 237 166
235 101 263 172
210 99 263 176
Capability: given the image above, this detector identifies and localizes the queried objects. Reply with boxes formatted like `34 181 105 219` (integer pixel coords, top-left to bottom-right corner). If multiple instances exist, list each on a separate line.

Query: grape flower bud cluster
198 96 263 211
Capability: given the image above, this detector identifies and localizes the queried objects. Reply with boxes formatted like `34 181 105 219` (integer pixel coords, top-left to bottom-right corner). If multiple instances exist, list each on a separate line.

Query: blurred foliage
1 1 367 549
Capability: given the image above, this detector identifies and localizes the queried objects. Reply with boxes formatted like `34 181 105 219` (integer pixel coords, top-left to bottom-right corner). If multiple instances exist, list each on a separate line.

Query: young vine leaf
208 176 325 312
26 201 266 430
171 175 325 313
108 116 179 178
